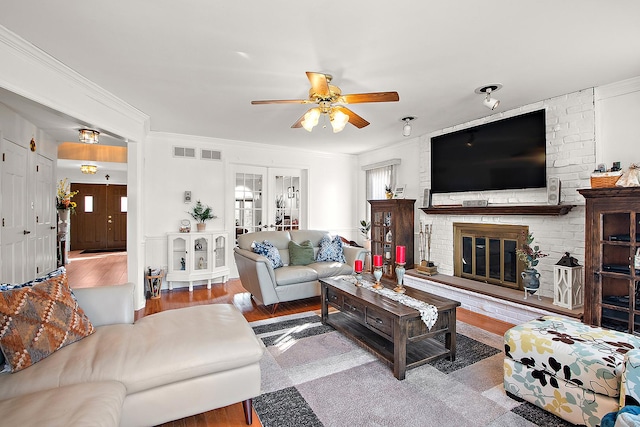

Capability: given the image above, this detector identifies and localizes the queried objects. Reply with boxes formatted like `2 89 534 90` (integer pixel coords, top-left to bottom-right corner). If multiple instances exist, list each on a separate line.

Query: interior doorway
70 183 127 252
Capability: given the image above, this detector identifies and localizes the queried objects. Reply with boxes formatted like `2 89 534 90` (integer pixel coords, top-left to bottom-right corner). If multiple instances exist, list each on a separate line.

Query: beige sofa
234 230 367 309
0 282 265 426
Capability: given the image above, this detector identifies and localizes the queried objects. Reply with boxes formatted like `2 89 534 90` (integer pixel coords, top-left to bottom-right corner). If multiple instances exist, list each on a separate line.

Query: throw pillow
0 272 95 373
252 240 284 269
0 266 66 291
288 240 315 266
316 235 346 263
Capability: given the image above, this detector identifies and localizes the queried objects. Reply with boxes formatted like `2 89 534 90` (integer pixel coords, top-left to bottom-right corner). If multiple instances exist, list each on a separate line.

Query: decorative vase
373 266 383 289
385 192 393 199
522 268 541 298
57 209 69 223
196 223 206 232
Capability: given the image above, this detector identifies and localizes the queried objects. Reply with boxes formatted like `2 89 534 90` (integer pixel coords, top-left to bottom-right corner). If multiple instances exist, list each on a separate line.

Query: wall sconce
474 84 503 110
79 128 100 144
401 116 416 137
80 164 98 174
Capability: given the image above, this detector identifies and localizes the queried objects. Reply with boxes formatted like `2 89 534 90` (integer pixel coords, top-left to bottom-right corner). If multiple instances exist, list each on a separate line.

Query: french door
234 166 305 242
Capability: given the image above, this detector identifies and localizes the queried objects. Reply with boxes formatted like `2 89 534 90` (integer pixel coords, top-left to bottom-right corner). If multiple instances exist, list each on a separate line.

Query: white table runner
338 275 438 330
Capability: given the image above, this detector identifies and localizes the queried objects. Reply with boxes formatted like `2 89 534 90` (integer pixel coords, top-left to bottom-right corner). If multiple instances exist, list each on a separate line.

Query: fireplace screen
455 223 527 290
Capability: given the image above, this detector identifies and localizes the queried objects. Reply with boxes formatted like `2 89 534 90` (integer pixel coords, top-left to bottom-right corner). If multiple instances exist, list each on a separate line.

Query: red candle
373 254 383 267
354 259 363 273
396 245 406 264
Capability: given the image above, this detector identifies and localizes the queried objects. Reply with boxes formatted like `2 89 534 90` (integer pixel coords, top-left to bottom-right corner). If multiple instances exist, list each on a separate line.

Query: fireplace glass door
454 223 526 290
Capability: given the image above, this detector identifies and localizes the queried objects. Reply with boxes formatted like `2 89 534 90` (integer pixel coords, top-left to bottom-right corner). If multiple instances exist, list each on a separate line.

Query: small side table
553 265 584 309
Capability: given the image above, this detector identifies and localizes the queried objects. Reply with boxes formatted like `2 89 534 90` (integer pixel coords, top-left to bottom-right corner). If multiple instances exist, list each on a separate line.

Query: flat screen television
431 109 546 194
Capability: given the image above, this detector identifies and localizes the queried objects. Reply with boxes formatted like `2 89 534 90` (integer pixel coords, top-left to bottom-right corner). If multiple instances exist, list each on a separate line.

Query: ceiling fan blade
306 72 330 96
334 106 370 128
251 99 309 105
338 92 399 104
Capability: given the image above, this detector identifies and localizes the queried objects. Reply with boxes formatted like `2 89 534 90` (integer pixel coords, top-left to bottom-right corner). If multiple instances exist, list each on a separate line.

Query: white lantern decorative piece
553 252 584 309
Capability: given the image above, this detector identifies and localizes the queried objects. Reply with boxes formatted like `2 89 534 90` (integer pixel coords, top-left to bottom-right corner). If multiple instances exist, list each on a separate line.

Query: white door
35 154 56 275
1 138 29 283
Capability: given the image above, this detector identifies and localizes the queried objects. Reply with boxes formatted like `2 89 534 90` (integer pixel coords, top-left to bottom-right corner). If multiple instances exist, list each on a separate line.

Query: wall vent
201 149 222 161
173 146 196 158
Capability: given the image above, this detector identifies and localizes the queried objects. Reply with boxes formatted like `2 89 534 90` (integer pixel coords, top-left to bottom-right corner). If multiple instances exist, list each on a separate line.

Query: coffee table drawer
366 307 393 337
326 287 342 309
342 296 365 322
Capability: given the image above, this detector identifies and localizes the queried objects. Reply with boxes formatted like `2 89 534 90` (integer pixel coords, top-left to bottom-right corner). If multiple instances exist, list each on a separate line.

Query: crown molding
595 76 640 101
0 25 149 132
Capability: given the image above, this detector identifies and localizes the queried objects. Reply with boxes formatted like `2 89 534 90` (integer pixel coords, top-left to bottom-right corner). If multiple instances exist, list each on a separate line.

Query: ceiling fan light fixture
80 164 98 174
330 110 349 133
301 108 321 132
79 128 100 144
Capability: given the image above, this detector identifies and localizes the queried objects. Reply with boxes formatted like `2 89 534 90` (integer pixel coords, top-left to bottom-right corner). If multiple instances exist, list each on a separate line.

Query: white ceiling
1 1 639 155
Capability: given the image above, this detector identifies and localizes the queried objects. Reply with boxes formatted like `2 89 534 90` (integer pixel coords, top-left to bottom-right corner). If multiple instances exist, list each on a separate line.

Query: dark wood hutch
578 187 640 335
369 199 415 279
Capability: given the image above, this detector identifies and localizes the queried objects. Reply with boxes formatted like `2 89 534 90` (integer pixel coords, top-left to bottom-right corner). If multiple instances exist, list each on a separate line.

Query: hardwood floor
65 251 513 427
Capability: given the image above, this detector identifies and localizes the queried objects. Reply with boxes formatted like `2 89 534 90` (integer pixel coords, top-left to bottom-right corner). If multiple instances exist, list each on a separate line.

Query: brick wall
418 89 595 298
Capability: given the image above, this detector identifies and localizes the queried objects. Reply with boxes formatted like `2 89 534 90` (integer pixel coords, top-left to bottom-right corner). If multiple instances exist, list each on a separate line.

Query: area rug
251 312 574 427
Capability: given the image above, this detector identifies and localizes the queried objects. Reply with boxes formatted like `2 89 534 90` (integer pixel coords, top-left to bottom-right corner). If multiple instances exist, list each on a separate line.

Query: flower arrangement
516 231 548 269
56 179 78 212
188 200 217 223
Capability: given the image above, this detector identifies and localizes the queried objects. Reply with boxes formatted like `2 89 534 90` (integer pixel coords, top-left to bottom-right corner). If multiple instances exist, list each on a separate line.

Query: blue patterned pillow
252 240 284 269
0 266 66 291
316 235 346 263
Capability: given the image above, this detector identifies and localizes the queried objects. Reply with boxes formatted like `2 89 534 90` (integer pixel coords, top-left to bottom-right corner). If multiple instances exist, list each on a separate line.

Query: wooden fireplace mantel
420 204 576 216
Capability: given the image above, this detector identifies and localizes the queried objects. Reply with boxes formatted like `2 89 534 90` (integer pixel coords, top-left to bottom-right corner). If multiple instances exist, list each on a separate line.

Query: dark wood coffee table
320 275 461 380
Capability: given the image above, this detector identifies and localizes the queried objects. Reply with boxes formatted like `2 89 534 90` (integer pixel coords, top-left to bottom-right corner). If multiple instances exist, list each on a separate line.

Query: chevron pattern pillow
0 272 94 372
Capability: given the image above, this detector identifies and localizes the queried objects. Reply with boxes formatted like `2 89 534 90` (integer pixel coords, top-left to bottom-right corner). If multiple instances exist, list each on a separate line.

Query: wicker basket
590 171 622 188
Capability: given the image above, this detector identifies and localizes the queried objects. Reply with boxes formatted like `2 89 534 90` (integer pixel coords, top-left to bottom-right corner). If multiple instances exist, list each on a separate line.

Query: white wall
595 76 640 170
143 132 359 288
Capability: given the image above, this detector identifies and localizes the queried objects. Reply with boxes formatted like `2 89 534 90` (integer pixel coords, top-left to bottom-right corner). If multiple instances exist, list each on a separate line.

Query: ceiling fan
251 71 399 133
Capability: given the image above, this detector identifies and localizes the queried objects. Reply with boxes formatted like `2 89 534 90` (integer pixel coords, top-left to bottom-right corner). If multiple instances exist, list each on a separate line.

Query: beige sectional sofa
234 230 367 309
0 281 265 426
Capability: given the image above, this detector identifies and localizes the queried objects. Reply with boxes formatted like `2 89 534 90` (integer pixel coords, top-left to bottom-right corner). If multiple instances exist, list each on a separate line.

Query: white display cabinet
166 232 229 291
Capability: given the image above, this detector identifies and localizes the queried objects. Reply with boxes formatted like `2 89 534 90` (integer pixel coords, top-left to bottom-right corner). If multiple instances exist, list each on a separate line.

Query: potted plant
359 220 371 239
188 200 217 231
359 219 371 251
516 231 548 294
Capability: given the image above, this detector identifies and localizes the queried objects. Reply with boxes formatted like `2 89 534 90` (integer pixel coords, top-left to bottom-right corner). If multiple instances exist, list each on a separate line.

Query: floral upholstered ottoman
503 315 640 427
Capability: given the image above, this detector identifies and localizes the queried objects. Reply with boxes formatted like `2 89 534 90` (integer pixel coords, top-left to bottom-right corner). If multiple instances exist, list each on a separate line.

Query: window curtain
366 165 395 201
